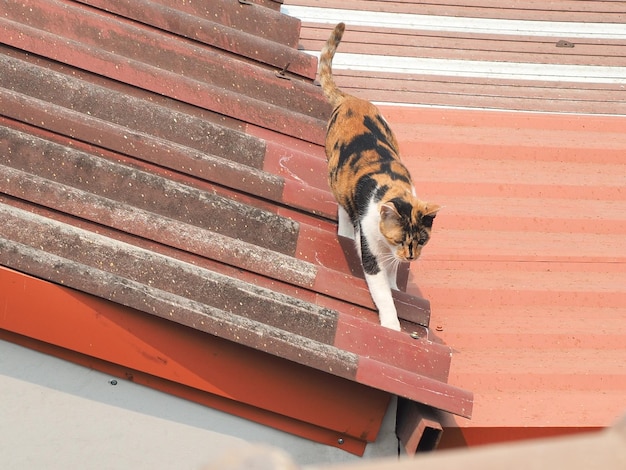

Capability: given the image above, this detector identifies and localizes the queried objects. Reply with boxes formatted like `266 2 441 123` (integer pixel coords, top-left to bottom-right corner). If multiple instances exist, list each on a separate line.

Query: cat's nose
407 247 421 261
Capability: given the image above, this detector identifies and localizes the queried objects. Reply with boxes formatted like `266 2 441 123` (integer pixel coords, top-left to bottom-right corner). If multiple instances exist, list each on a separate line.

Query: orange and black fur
320 22 440 331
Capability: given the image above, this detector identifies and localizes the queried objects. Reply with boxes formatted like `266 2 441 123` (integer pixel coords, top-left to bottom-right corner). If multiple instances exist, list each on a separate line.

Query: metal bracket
275 62 291 80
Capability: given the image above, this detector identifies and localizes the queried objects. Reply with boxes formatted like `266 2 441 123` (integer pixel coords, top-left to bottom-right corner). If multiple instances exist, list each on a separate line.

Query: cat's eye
415 234 429 246
422 215 435 228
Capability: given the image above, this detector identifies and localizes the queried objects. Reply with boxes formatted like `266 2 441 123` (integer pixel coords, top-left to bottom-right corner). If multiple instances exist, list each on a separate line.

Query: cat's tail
319 22 346 107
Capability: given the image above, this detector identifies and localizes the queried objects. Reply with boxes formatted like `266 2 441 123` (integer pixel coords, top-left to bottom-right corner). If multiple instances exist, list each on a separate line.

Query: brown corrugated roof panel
0 0 472 455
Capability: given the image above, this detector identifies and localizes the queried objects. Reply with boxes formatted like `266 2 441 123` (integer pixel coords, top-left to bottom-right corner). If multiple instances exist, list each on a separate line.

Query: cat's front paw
380 317 401 331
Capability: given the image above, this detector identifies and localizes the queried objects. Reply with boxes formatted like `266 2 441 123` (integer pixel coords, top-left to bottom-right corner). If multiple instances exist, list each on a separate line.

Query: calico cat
320 22 440 331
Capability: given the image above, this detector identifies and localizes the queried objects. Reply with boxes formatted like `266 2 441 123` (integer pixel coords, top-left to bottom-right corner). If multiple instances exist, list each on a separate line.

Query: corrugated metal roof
281 0 626 447
0 0 472 455
284 0 626 113
391 107 626 446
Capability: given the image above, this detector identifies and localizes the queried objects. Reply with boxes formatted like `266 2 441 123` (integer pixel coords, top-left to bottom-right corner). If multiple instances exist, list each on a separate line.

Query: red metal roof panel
382 106 626 445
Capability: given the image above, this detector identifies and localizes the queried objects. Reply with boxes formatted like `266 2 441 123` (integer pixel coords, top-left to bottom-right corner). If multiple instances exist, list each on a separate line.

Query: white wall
0 340 398 468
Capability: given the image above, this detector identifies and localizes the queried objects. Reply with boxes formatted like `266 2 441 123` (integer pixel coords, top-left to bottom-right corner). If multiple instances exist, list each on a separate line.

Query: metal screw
109 379 118 386
337 438 344 445
436 325 444 332
410 331 420 339
275 62 292 80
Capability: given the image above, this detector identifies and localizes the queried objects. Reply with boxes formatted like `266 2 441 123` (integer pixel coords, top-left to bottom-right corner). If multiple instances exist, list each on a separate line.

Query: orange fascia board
0 266 390 456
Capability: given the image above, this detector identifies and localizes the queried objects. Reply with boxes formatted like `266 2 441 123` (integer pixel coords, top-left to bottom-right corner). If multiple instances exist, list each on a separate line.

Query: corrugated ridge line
151 0 300 47
0 51 338 218
78 0 311 74
1 0 329 144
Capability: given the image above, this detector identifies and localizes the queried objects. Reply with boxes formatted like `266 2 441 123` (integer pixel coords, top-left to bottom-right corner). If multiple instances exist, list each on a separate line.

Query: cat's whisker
379 252 401 271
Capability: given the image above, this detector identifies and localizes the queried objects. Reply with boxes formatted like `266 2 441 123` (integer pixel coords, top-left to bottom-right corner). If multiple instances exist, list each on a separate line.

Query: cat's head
379 198 440 261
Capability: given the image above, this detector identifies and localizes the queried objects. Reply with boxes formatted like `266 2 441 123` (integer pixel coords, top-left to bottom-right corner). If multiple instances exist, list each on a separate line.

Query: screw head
109 379 118 386
337 438 344 445
410 331 420 339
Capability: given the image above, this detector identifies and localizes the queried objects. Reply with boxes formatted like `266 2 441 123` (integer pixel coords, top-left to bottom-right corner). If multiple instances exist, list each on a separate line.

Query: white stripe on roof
283 6 626 84
306 51 626 84
282 5 626 39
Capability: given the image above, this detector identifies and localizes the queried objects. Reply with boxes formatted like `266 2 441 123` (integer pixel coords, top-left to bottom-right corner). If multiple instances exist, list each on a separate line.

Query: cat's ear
380 202 401 222
423 204 441 217
421 204 440 228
